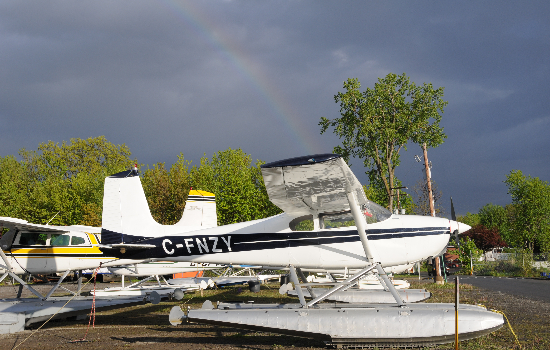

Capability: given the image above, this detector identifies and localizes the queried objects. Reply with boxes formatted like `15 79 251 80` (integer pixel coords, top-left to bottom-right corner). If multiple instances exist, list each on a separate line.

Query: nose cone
450 220 471 234
458 222 472 234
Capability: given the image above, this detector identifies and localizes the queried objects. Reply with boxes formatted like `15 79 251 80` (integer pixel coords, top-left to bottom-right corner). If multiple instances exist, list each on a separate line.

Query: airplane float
97 153 503 347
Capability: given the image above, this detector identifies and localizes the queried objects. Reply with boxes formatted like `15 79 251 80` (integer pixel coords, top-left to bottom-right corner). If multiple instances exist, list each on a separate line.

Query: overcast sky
1 1 549 216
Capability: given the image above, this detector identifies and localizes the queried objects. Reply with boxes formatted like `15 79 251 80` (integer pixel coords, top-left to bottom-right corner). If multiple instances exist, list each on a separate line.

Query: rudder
101 170 161 244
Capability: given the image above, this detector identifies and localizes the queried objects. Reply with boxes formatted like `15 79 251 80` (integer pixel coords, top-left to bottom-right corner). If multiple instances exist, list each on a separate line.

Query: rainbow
161 0 320 155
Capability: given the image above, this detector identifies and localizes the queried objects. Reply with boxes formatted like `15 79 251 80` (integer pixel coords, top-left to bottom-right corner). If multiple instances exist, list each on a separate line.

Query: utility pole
422 143 435 217
422 143 444 284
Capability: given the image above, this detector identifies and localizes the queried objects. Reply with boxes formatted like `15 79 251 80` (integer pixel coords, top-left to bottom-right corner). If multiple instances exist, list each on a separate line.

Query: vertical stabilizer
101 170 162 244
175 189 217 228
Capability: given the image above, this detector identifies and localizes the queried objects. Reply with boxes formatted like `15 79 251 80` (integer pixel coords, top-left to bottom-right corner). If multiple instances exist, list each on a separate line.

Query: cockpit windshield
361 199 392 224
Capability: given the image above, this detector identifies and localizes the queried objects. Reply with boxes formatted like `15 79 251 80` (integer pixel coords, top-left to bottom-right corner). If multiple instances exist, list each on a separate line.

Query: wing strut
0 250 78 301
284 164 406 308
288 266 307 307
345 185 405 307
346 191 375 262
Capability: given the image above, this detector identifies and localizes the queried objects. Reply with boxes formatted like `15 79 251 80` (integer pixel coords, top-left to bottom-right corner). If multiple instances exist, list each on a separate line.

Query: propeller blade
450 196 459 246
450 196 456 221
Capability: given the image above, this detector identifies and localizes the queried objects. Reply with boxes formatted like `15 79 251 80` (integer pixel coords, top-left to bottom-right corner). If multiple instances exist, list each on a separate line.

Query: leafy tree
477 203 513 244
80 202 103 227
504 170 550 252
320 73 447 211
189 148 281 225
0 155 27 219
294 219 314 231
458 237 483 273
456 212 480 228
363 180 415 214
478 203 506 229
0 136 134 226
501 204 518 247
0 140 284 229
141 154 192 225
461 224 507 252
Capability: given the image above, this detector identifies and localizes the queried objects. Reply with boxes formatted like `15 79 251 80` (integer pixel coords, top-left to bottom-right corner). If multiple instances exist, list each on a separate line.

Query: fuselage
101 213 451 269
1 230 118 274
0 229 159 274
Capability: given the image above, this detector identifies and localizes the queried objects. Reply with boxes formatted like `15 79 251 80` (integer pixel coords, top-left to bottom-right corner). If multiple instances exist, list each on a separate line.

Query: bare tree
412 178 445 216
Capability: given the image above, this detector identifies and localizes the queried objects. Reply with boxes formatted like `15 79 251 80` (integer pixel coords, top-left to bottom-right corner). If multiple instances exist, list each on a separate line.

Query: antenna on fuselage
46 211 61 225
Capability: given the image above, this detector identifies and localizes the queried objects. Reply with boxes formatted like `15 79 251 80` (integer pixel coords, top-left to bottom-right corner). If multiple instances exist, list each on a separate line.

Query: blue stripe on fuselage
98 227 449 260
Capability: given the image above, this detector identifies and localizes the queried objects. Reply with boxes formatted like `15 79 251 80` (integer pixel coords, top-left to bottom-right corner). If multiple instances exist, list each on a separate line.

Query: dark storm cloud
1 1 549 215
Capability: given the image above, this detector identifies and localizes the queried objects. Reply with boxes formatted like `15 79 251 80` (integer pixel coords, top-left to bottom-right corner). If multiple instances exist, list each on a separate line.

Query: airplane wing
0 216 100 233
260 154 369 217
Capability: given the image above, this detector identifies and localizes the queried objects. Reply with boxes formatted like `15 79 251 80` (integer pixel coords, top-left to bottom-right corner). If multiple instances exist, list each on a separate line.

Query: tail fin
101 170 161 244
175 189 217 228
100 171 218 245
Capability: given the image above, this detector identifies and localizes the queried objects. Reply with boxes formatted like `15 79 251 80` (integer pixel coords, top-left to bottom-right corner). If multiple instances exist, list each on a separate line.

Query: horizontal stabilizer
175 189 217 227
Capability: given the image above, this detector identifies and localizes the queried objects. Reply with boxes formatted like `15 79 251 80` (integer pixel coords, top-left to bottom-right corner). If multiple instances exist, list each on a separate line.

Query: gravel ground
0 278 548 350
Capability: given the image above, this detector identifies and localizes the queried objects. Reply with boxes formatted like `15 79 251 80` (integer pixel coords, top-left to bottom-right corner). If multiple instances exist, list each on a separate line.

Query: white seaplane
97 154 502 347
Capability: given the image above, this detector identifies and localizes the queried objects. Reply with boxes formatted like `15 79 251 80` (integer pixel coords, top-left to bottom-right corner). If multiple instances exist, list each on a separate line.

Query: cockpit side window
288 199 392 231
289 215 314 231
51 233 71 246
17 232 48 245
49 232 89 246
70 233 88 245
321 212 355 229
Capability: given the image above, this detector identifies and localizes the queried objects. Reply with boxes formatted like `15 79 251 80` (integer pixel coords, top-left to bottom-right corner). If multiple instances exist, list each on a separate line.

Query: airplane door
319 213 363 269
48 232 72 273
67 231 92 271
13 231 48 273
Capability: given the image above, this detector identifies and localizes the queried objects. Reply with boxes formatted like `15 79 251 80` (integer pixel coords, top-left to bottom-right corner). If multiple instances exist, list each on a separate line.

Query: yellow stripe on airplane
5 247 103 254
86 233 100 245
5 256 110 260
189 189 215 197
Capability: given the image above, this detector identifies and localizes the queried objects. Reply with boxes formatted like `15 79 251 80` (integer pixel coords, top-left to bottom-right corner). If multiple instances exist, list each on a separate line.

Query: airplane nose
458 222 471 234
450 220 471 234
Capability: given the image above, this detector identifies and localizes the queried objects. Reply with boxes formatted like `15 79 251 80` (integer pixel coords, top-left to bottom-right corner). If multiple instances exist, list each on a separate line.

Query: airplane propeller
450 196 460 246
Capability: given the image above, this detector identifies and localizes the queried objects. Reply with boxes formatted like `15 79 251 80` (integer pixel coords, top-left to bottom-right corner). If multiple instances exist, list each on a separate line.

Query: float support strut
289 266 307 307
346 189 405 306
